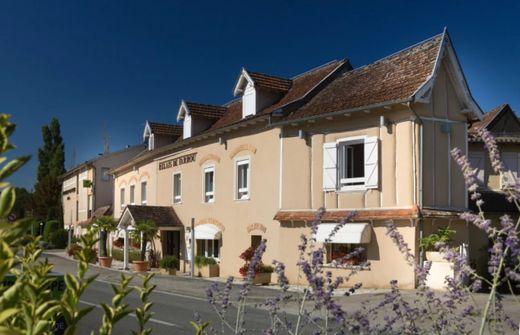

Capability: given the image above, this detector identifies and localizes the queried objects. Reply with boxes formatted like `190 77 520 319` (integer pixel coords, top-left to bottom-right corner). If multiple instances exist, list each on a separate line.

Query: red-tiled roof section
186 102 227 119
209 61 344 131
149 122 183 137
273 208 420 221
468 104 508 134
285 34 444 120
248 71 292 92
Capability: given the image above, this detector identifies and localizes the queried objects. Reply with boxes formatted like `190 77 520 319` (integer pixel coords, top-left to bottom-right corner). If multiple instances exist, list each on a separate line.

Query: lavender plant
197 128 519 334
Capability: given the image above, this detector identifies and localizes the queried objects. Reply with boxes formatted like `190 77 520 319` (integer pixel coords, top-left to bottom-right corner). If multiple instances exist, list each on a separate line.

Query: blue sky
1 0 519 189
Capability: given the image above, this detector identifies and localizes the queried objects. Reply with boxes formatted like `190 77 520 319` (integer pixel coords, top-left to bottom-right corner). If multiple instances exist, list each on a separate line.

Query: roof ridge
247 70 292 82
148 121 181 126
291 59 344 79
347 31 444 74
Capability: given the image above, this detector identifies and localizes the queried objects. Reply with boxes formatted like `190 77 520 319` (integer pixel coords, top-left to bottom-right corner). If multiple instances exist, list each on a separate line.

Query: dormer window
177 101 226 139
142 121 182 150
233 68 291 119
143 122 154 150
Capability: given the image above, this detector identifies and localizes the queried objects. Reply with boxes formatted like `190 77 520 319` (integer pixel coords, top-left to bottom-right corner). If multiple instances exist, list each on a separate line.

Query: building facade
111 30 485 288
62 144 145 234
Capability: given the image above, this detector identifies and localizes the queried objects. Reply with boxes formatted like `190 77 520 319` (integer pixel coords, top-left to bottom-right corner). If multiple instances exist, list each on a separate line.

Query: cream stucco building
109 30 487 288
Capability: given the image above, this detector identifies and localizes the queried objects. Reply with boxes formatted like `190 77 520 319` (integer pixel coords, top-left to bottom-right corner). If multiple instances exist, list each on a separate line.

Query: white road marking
94 278 207 302
79 300 182 328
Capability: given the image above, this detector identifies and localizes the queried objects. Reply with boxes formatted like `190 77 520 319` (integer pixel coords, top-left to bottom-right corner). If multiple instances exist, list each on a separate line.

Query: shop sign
159 153 197 170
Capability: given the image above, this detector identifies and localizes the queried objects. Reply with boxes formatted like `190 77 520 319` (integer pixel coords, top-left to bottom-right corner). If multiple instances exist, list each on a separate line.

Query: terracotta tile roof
185 102 227 119
148 122 183 137
208 60 345 131
468 104 508 134
77 205 112 227
285 34 444 120
248 71 292 92
125 205 182 227
273 208 420 221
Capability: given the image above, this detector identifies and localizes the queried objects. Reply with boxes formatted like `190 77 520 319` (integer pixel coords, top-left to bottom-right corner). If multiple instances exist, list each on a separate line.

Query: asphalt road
44 254 283 334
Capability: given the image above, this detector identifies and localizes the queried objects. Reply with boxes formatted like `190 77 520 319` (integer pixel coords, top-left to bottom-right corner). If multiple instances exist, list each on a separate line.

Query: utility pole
190 218 195 277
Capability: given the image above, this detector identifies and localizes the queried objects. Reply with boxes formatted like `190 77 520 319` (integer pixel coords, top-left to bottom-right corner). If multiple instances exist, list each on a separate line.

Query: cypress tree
33 118 65 222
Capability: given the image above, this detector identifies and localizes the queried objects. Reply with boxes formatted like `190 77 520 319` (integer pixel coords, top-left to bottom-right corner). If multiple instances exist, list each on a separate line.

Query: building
62 144 145 234
467 104 520 276
110 29 484 288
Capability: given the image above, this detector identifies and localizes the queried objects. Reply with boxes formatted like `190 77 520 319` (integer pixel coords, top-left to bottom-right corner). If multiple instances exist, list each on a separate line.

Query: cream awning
194 224 222 240
314 223 371 244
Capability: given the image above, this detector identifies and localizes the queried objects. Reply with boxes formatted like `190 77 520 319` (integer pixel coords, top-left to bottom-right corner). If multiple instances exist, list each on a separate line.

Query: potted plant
420 227 456 262
130 219 159 272
239 246 273 285
93 216 118 268
160 256 179 275
195 255 219 277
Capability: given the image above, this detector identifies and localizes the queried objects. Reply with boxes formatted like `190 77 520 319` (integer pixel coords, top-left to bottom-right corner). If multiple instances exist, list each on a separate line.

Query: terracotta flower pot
252 272 272 285
98 256 113 268
160 268 176 275
132 260 149 273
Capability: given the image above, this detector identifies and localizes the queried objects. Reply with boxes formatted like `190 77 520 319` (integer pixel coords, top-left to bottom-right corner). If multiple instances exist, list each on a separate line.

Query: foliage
195 255 217 268
160 256 179 269
0 114 156 334
112 248 141 263
419 226 456 251
82 179 92 188
33 117 65 222
49 228 68 248
133 273 156 335
94 216 118 257
131 219 159 262
12 186 33 219
66 242 97 263
43 219 60 241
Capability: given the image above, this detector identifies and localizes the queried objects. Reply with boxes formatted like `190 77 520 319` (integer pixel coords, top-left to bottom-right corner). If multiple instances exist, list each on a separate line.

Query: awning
195 224 222 240
314 223 371 244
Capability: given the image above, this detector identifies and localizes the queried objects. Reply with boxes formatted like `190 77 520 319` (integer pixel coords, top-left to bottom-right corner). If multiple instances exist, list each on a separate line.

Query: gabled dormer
176 101 226 139
143 121 182 150
233 68 292 119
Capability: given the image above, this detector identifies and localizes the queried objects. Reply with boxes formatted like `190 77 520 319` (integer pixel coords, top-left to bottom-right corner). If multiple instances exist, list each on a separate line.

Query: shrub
160 256 179 269
420 226 456 251
111 248 141 262
49 229 68 248
66 243 97 263
195 255 217 268
43 220 60 241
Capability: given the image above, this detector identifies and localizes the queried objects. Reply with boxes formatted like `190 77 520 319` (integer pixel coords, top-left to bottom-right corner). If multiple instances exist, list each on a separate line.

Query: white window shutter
364 137 379 189
468 153 485 184
323 142 337 191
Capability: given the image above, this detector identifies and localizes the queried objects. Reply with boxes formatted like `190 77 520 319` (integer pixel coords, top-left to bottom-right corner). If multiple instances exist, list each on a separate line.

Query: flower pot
160 268 176 276
198 264 219 278
425 251 449 262
98 256 113 268
252 272 272 285
132 260 149 272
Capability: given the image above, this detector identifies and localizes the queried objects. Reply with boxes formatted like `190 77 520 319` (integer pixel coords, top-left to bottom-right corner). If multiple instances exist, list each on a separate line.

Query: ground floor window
326 243 367 265
251 235 262 249
196 239 220 259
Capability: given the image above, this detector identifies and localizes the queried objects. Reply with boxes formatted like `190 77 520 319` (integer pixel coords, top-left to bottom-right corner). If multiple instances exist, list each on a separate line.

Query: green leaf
0 308 18 323
0 187 15 218
0 156 30 182
0 325 24 335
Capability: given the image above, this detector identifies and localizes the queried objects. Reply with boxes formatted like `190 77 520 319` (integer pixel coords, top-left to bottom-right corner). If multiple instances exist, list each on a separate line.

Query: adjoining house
109 29 486 288
61 144 145 235
467 104 520 276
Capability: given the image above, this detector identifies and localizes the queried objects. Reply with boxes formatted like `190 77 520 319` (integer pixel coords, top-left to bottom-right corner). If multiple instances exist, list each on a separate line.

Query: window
196 239 220 259
87 194 93 218
120 188 125 209
204 166 215 203
502 152 519 187
173 173 182 203
325 243 367 266
323 136 378 191
236 159 250 200
141 181 147 205
251 235 262 249
469 152 485 187
101 167 110 182
130 185 135 205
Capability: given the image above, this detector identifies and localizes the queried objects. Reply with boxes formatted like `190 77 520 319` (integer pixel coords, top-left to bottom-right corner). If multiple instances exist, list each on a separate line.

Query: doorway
162 230 181 264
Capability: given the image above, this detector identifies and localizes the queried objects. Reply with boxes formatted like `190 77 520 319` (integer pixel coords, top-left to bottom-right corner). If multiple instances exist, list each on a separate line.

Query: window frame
140 181 147 205
336 136 366 191
234 156 250 200
129 184 135 205
120 188 125 210
203 165 215 203
172 172 182 204
197 239 220 260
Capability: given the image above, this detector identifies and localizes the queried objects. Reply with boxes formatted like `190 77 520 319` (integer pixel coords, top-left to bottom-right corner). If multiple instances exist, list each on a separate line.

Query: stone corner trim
195 217 225 231
229 144 257 159
198 153 221 166
246 223 267 233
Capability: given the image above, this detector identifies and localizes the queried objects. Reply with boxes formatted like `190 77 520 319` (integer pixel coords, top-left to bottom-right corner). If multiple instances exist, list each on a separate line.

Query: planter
132 260 149 273
160 268 176 276
425 251 449 262
98 256 113 268
252 272 272 285
198 264 219 278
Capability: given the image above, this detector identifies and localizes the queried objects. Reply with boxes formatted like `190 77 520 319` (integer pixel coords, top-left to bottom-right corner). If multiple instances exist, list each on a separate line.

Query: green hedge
43 220 60 241
111 248 141 262
160 256 179 269
49 229 68 249
195 255 217 268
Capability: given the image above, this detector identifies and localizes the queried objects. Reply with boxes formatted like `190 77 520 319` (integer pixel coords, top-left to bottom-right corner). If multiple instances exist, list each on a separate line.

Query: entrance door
162 231 181 265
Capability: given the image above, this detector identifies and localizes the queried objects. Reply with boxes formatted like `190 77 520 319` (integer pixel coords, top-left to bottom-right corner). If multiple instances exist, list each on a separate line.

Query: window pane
205 171 214 193
130 185 135 204
120 188 125 207
339 142 364 184
213 239 219 258
173 174 181 202
141 182 147 203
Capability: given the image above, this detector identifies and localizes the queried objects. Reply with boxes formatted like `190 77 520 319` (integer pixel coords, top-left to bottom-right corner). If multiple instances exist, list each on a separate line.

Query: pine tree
33 118 65 222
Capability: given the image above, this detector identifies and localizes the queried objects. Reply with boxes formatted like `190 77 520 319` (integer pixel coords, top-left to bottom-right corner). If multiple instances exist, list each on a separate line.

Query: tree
131 219 159 261
11 187 33 220
94 216 118 257
33 118 65 222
